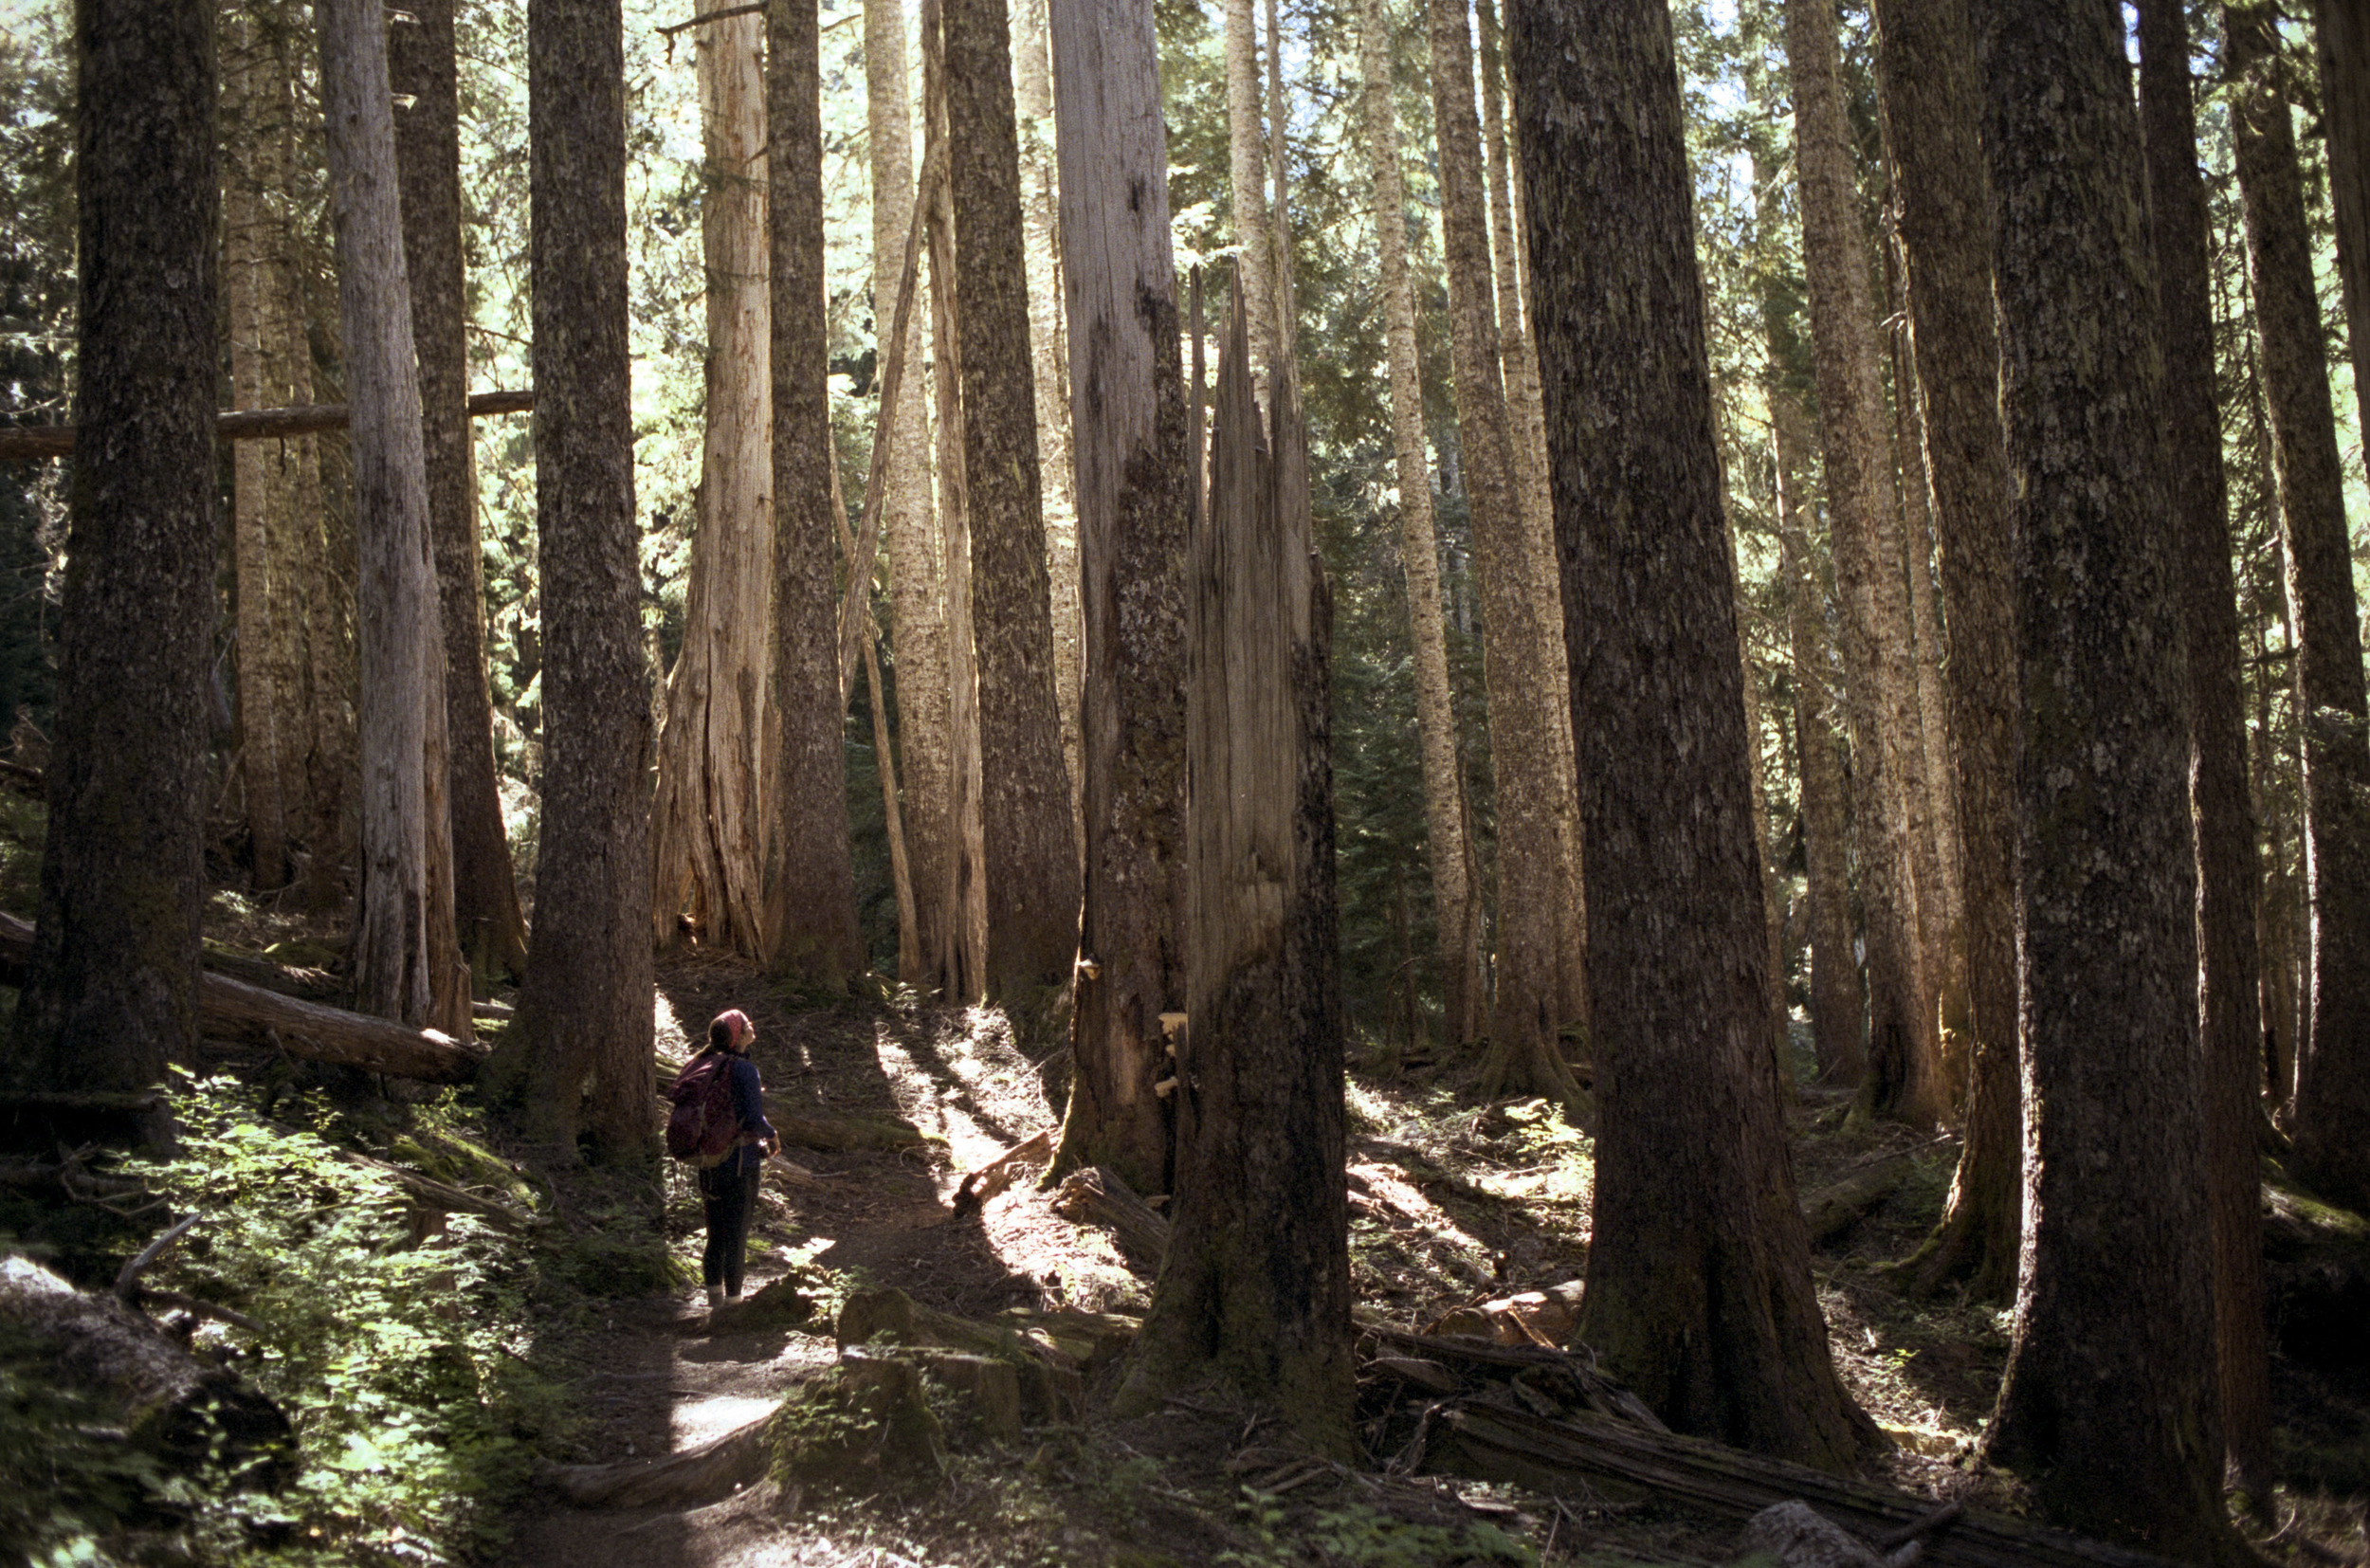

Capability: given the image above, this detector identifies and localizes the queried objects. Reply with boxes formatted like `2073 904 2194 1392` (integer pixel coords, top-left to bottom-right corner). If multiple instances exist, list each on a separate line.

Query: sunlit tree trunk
1784 0 1940 1126
1512 0 1869 1467
1048 0 1192 1194
2316 0 2370 455
520 0 654 1161
651 10 775 957
2228 0 2370 1212
1223 0 1274 414
2137 0 2271 1487
1357 0 1480 1047
7 0 217 1131
1426 0 1585 1116
1973 6 2240 1558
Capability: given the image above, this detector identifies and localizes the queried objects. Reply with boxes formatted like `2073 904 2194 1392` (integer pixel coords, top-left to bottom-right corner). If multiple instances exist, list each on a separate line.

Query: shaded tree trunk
1357 0 1481 1047
1784 0 1940 1128
2227 0 2370 1213
651 11 775 958
2316 0 2370 457
2136 0 2271 1487
1115 293 1351 1457
867 0 952 985
943 0 1081 1014
766 0 864 989
1510 0 1869 1469
6 0 217 1128
392 0 527 989
1425 0 1585 1117
1867 0 2017 1298
319 0 458 1033
520 0 655 1161
1973 3 2240 1558
1048 0 1192 1194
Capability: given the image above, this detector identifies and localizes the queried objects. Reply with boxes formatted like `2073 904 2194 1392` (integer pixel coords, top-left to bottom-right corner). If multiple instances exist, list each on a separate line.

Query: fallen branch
950 1126 1050 1214
137 1287 267 1335
1361 1323 1667 1432
0 390 533 462
1430 1402 2186 1568
1802 1153 1920 1245
548 1411 773 1507
1048 1164 1170 1274
115 1213 200 1299
337 1148 534 1232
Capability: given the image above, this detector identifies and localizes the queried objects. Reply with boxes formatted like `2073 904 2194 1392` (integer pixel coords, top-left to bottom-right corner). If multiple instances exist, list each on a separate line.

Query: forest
0 0 2366 1562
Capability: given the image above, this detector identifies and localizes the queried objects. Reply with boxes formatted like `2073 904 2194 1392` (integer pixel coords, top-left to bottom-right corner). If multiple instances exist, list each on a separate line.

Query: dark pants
698 1160 761 1296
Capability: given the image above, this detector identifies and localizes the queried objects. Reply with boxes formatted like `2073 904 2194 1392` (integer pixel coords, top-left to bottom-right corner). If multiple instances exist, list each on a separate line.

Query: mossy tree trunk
520 0 655 1161
1509 0 1869 1470
1972 2 2241 1558
1048 0 1192 1194
8 0 218 1125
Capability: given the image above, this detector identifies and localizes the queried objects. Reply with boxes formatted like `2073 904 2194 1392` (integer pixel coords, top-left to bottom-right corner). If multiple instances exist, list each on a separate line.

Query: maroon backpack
665 1051 740 1167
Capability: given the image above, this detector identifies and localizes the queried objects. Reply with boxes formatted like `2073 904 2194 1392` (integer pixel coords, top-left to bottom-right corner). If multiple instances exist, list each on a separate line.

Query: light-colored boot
706 1285 725 1309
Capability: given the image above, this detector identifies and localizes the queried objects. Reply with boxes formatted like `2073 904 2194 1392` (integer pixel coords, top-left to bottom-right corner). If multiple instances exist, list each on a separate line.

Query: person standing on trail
685 1008 777 1308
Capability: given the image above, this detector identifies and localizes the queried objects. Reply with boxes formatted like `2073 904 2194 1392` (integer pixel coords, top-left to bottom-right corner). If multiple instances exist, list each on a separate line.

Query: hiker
679 1008 778 1308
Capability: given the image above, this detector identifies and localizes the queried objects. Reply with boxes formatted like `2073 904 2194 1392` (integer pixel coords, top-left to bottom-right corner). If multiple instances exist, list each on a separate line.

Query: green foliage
1219 1491 1536 1568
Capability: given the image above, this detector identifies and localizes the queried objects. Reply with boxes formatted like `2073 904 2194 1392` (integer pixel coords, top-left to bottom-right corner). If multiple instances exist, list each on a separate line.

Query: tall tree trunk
1475 0 1588 1033
922 0 990 1002
2136 0 2271 1488
1116 291 1351 1456
319 0 453 1032
1358 0 1480 1048
1426 0 1585 1117
520 0 654 1161
766 0 864 989
1867 0 2017 1297
2227 0 2370 1212
392 0 529 987
1973 7 2240 1559
2316 0 2370 458
1048 0 1192 1195
1511 0 1869 1469
651 12 774 958
1784 0 1940 1127
867 0 952 985
224 14 290 895
7 0 216 1128
943 0 1081 1015
1223 0 1274 414
1012 0 1082 852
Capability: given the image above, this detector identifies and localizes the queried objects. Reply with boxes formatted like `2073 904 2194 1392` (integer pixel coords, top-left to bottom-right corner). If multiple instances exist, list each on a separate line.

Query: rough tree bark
651 9 775 958
1866 0 2017 1298
319 0 462 1035
2316 0 2370 455
1973 2 2242 1558
1223 0 1274 414
868 0 953 987
1425 0 1586 1117
392 0 528 988
2136 0 2272 1486
766 0 865 990
1048 0 1192 1195
1784 0 1939 1128
1115 292 1351 1456
1357 0 1482 1048
520 0 655 1161
1509 0 1869 1469
2227 0 2370 1213
943 0 1081 1014
6 0 217 1126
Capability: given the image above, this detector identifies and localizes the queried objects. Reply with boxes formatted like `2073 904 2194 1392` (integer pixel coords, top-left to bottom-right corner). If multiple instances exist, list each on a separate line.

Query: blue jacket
721 1051 775 1175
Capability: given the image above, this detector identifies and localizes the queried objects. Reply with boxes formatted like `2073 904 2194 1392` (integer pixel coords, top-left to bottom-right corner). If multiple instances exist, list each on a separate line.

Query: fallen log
1426 1402 2187 1568
1802 1154 1920 1245
1421 1279 1584 1346
836 1286 1083 1422
337 1148 534 1232
950 1126 1050 1213
1048 1163 1170 1274
0 912 484 1082
0 1254 293 1486
549 1411 773 1508
1361 1322 1668 1431
0 389 534 462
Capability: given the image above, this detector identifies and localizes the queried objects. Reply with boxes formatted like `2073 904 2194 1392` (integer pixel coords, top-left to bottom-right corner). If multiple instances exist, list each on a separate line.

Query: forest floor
485 949 2370 1568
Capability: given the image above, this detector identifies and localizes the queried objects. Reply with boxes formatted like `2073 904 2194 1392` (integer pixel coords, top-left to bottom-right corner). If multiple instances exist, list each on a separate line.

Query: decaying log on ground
772 1110 934 1153
1049 1163 1171 1273
0 1255 293 1484
1426 1402 2186 1568
337 1148 534 1231
998 1306 1140 1373
200 944 344 1003
0 389 534 462
1361 1322 1668 1431
836 1286 1084 1422
1421 1279 1583 1345
0 912 483 1082
1801 1153 1920 1244
549 1411 774 1507
698 1272 813 1335
950 1126 1051 1213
